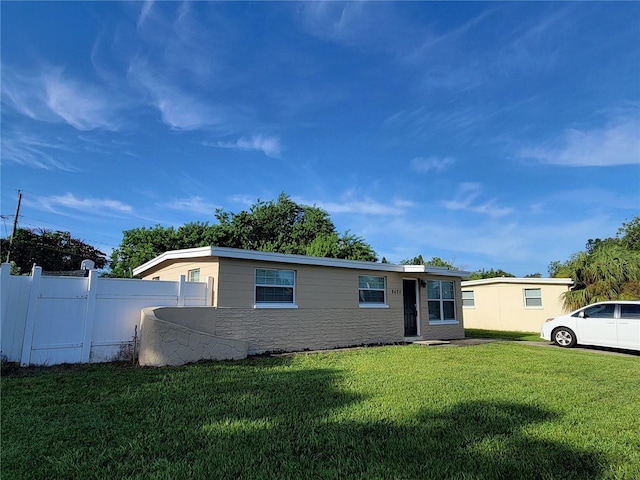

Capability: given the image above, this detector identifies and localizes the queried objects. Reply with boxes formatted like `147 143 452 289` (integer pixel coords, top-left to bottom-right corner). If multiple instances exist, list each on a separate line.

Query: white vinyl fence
0 264 212 366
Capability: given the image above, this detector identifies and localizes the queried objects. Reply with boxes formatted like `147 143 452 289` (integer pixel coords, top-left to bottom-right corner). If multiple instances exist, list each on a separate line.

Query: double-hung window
188 268 200 282
359 275 387 307
427 280 457 322
523 288 542 308
255 268 296 308
462 290 475 308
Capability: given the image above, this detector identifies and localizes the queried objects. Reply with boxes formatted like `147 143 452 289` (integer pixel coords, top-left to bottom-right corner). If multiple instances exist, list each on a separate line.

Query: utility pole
6 190 22 264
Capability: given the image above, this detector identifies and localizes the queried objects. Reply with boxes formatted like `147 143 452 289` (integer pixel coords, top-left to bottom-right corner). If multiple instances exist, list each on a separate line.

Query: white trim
133 246 471 278
254 303 299 309
462 277 573 287
358 303 390 309
428 320 460 326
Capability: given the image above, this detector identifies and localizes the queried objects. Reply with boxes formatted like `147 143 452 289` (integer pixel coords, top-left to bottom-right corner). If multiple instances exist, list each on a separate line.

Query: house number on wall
390 289 402 295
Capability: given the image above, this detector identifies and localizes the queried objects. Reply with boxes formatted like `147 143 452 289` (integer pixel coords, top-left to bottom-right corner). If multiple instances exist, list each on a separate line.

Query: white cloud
2 66 124 131
410 156 455 173
298 195 413 217
215 135 283 158
520 117 640 167
442 183 513 217
0 134 79 171
162 196 217 215
39 193 133 215
137 0 155 28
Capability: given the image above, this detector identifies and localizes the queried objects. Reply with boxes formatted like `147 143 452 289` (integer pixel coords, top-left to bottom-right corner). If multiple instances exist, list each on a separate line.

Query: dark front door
403 279 417 336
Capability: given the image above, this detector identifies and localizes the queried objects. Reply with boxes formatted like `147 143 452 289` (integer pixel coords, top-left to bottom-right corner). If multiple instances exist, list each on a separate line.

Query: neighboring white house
461 277 574 332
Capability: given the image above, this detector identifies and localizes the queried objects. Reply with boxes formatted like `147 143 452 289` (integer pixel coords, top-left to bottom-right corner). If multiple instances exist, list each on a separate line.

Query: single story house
461 277 574 333
132 247 470 359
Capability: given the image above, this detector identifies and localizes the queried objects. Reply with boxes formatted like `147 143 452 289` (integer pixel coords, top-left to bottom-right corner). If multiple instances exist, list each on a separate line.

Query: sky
1 1 639 276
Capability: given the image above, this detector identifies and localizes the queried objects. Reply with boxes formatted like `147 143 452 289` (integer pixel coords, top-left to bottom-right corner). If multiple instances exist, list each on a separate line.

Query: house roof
132 246 471 278
462 277 574 287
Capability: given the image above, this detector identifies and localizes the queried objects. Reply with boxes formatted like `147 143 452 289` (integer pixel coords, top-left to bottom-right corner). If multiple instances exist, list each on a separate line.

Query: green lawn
2 343 639 479
465 328 543 342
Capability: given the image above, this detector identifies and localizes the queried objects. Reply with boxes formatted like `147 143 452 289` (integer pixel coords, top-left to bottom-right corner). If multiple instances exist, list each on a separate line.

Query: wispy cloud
38 193 133 215
127 58 235 131
442 183 513 217
410 156 456 173
137 0 155 29
298 195 413 217
214 135 283 158
0 134 79 171
161 196 217 216
519 116 640 167
2 66 124 131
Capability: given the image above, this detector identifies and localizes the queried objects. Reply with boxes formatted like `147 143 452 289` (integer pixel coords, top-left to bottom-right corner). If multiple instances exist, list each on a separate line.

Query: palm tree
561 245 640 311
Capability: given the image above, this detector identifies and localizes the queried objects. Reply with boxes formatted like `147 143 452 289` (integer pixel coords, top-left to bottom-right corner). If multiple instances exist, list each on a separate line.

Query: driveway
438 338 640 358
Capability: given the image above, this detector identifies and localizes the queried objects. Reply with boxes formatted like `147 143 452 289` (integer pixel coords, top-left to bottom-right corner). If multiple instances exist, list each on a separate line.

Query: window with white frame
462 290 475 308
358 275 386 305
523 288 542 308
427 280 457 322
188 268 200 282
255 268 295 305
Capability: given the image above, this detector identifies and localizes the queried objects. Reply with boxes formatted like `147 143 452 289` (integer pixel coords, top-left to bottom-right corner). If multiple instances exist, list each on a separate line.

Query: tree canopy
399 255 460 270
1 228 107 274
467 268 515 280
109 193 377 278
549 216 640 310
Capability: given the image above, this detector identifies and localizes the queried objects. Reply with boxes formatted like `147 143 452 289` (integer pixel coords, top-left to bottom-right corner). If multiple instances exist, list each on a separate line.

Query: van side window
620 304 640 319
582 304 616 318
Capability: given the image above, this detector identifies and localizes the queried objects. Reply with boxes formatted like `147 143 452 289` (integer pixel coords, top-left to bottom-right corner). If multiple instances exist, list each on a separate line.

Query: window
188 269 200 282
620 304 640 319
523 288 542 308
255 268 295 306
359 275 386 306
152 276 160 281
462 290 475 308
427 280 456 322
575 303 616 319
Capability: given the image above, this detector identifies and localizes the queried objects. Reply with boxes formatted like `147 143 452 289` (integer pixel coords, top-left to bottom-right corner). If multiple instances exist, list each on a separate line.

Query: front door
403 279 418 336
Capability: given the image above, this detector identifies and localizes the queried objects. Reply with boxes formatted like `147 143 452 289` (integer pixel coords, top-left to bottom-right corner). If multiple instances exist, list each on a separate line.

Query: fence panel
1 275 32 361
29 277 88 365
90 278 182 362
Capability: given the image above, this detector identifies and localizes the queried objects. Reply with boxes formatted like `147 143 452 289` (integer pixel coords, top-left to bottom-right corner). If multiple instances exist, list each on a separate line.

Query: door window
581 304 616 318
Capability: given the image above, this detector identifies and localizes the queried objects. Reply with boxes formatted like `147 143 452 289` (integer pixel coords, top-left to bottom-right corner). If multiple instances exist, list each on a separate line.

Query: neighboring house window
359 275 386 306
188 268 200 282
255 268 296 306
462 290 475 308
523 288 542 308
427 280 457 322
152 276 160 281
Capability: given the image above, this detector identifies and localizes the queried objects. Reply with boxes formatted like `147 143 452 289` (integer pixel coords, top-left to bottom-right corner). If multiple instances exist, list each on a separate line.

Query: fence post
1 264 11 336
206 276 214 306
177 275 186 307
20 265 42 367
80 270 98 363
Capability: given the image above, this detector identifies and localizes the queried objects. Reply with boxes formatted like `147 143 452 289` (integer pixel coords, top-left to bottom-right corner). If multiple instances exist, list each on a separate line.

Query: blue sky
2 1 639 276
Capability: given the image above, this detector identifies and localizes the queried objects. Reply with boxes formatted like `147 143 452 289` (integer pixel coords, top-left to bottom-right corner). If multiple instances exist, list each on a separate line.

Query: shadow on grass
1 358 607 479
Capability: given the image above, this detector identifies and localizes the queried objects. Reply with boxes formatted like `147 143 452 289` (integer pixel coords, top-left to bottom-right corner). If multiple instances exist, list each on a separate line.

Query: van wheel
553 327 577 348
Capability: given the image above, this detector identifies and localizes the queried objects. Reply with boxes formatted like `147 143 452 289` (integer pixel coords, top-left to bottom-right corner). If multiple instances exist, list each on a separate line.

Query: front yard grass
2 343 639 479
465 328 543 342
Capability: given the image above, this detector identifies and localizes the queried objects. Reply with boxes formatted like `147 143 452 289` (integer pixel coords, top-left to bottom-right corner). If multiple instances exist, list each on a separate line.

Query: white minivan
541 301 640 351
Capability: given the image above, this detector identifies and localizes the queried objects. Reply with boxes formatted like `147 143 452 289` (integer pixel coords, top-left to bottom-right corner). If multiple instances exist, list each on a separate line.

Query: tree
109 194 377 277
548 216 640 310
399 255 458 269
467 268 515 280
1 228 107 274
